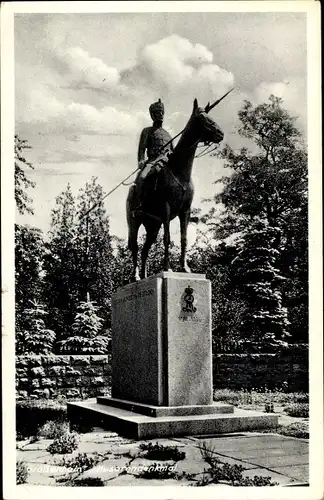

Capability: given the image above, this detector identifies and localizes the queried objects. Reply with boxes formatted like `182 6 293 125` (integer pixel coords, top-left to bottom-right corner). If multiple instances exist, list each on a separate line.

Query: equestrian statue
127 93 231 281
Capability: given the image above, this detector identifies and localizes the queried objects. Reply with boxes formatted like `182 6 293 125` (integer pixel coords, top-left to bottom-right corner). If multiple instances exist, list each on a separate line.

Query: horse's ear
193 98 198 111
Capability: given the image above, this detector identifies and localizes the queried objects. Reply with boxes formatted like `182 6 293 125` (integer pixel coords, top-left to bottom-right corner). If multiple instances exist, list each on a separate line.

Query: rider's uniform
137 125 173 178
134 99 173 211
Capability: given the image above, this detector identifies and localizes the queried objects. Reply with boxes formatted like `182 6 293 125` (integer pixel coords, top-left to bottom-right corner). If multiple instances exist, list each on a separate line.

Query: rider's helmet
149 99 164 121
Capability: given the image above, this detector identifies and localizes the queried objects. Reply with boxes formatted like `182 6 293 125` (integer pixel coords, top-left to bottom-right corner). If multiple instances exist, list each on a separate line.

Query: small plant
59 452 100 473
47 432 79 454
283 403 309 418
139 441 186 461
136 463 177 480
196 472 212 486
38 420 70 439
241 475 279 486
70 477 104 486
198 458 278 486
16 460 28 484
199 440 220 466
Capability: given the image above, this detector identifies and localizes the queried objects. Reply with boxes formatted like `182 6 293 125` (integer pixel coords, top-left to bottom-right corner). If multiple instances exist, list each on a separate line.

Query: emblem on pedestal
182 285 197 313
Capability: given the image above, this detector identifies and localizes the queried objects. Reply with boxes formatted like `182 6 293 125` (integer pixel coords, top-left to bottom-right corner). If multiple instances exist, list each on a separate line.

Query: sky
14 9 307 245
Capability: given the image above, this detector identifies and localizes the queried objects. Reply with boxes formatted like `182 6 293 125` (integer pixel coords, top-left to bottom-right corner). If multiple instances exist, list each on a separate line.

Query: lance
79 87 234 220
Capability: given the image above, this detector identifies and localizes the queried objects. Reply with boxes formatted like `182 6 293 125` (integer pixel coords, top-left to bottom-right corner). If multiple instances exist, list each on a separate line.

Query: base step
97 396 233 417
67 399 278 440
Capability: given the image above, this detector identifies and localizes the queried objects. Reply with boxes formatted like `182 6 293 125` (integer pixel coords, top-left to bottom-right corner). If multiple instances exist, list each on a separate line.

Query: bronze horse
126 98 225 281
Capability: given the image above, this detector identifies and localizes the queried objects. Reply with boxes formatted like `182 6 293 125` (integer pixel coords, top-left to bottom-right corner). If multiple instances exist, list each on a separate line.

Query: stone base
97 396 234 417
67 399 278 440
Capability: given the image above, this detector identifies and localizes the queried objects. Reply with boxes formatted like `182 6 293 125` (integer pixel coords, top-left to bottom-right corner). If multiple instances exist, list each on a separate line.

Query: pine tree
233 221 290 345
43 184 78 340
59 300 108 354
16 301 56 355
75 177 114 327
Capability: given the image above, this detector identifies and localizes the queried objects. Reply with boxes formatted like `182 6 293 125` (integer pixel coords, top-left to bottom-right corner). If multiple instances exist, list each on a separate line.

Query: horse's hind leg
128 222 141 281
140 223 161 280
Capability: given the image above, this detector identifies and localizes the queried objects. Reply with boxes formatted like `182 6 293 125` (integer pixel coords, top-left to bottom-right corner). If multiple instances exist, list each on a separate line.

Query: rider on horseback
132 99 174 215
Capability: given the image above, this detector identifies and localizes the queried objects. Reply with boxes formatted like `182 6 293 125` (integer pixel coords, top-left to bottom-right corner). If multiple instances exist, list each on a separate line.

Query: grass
256 421 309 439
213 388 309 407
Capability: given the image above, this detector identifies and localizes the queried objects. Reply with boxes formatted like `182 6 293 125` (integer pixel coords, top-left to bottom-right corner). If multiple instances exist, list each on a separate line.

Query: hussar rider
133 99 174 215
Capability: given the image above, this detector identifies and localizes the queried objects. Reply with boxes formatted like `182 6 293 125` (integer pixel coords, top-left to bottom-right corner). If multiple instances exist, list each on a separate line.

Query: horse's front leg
179 209 191 273
140 225 161 279
128 228 140 281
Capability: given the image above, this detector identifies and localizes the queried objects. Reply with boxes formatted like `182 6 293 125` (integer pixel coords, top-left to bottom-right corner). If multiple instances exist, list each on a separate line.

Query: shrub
279 422 308 439
60 452 100 473
70 477 104 486
136 463 177 480
139 442 186 461
16 460 28 484
38 420 70 439
16 398 67 438
283 403 309 418
47 432 79 454
213 389 242 405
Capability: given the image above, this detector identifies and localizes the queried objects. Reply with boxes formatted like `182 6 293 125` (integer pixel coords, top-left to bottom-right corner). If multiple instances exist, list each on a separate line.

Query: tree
43 183 78 340
15 135 35 215
188 241 247 343
232 221 290 345
16 301 56 355
75 177 114 327
15 225 44 309
43 178 115 343
59 300 108 354
203 95 308 342
15 224 45 334
111 236 134 291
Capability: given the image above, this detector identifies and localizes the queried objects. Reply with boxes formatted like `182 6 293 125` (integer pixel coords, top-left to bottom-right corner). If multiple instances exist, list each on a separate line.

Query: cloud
121 35 234 99
57 46 120 90
18 84 147 137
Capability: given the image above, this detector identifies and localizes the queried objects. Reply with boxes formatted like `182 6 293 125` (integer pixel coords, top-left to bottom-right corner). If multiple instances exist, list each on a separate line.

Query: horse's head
191 98 224 145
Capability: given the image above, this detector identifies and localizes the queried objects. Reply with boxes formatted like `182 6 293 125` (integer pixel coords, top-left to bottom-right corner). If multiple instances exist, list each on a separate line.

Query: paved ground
16 429 308 487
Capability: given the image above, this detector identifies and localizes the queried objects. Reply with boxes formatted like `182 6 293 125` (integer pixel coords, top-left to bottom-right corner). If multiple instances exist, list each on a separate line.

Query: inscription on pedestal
112 277 164 406
111 272 212 409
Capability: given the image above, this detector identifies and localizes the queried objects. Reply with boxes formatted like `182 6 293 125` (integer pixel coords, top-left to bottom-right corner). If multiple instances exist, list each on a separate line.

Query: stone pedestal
68 272 278 439
112 272 212 407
